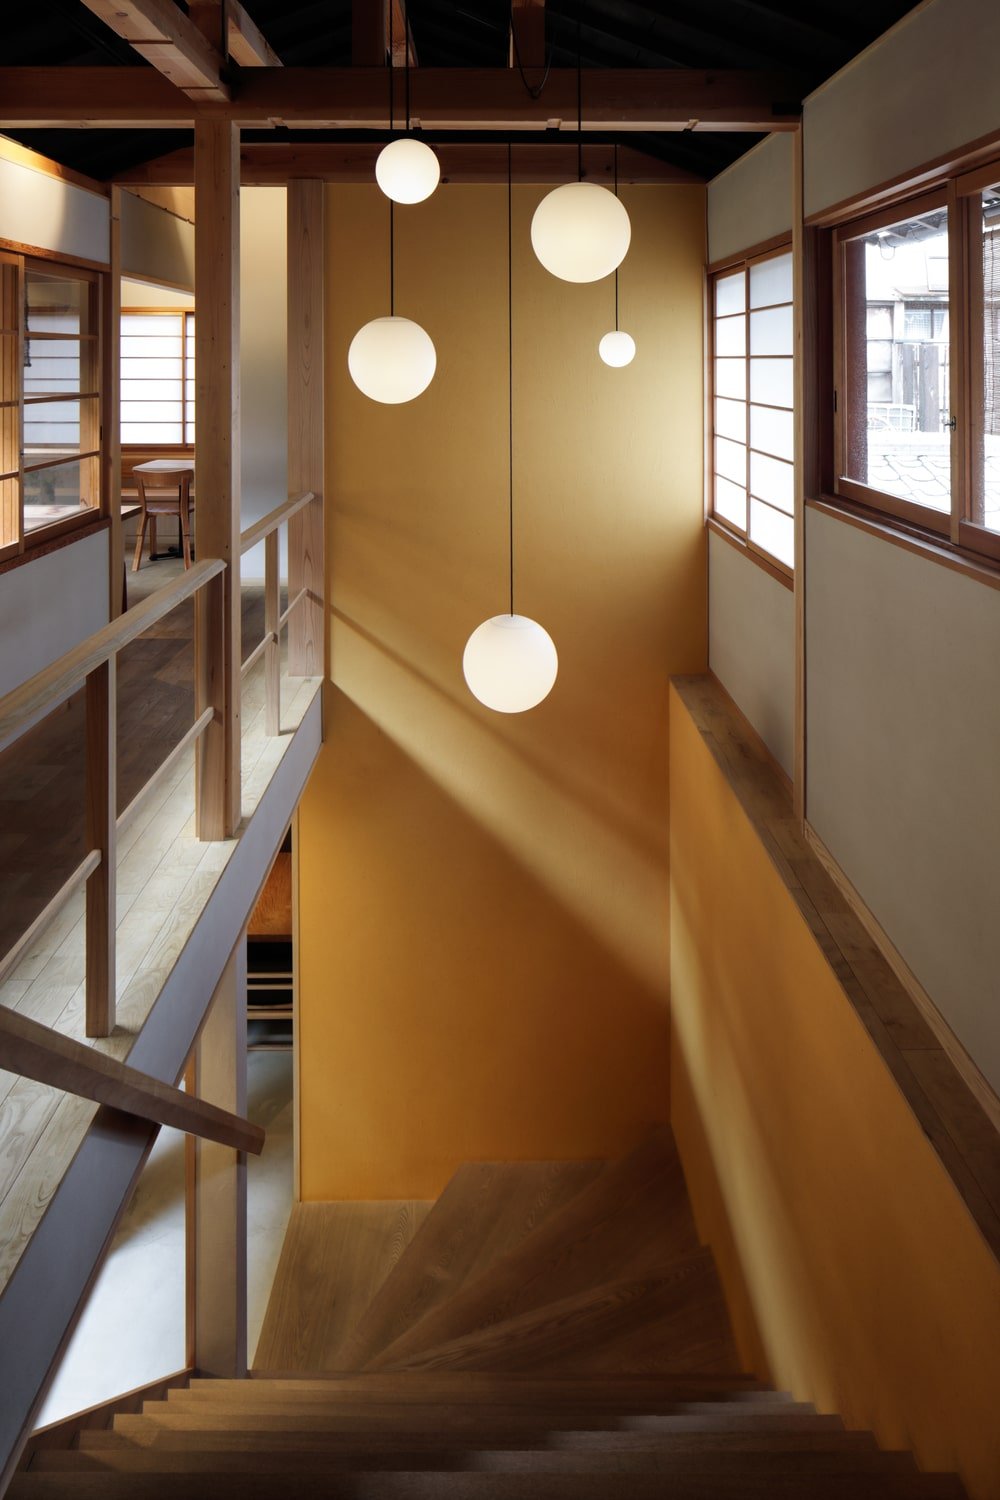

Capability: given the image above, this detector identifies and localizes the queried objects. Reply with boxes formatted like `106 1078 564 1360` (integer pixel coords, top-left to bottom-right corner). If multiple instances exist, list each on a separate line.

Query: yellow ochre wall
298 183 706 1198
669 684 1000 1500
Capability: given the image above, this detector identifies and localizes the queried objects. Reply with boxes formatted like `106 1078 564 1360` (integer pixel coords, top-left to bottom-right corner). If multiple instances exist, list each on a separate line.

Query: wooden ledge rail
239 490 315 555
278 585 309 630
241 631 277 677
0 557 226 757
0 1007 265 1156
0 851 100 989
116 707 216 836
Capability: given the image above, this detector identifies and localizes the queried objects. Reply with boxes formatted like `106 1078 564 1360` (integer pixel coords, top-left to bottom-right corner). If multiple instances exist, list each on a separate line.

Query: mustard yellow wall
669 684 1000 1500
298 183 706 1199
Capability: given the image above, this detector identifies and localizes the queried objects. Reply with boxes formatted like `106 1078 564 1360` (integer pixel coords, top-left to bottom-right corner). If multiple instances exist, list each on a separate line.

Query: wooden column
287 180 325 680
106 186 123 620
792 125 820 827
194 119 242 839
186 939 248 1377
85 660 116 1037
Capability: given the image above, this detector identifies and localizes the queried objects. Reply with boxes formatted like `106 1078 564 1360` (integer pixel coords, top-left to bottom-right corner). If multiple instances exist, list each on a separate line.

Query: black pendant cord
387 0 394 135
508 141 515 618
576 17 583 181
389 200 395 315
614 143 619 331
404 0 411 130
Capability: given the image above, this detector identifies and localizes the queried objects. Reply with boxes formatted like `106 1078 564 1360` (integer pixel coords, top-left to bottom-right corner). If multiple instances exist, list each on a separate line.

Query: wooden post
287 180 325 681
85 660 116 1038
194 119 242 839
187 939 248 1377
264 528 280 735
106 186 123 619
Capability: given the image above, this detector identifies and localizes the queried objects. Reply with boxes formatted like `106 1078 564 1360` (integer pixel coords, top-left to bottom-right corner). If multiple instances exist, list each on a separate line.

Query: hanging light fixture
530 20 630 283
599 146 636 367
375 1 440 205
464 147 558 715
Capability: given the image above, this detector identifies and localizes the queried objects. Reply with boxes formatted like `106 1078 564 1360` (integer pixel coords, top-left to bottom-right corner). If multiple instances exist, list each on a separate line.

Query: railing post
84 659 115 1038
287 180 325 679
265 528 280 735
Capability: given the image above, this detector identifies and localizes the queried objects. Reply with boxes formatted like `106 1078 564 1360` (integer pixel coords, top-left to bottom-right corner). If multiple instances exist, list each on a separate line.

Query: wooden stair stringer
335 1160 605 1371
367 1125 700 1371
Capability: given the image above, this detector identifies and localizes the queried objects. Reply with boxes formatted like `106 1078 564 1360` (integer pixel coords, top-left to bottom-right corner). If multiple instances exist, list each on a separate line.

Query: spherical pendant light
348 315 436 404
375 137 441 205
463 614 558 714
599 329 636 367
530 180 631 283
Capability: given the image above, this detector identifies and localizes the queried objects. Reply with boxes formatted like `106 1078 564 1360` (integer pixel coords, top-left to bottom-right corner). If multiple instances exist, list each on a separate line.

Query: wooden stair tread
369 1126 699 1369
184 1372 771 1403
252 1201 431 1372
335 1162 605 1371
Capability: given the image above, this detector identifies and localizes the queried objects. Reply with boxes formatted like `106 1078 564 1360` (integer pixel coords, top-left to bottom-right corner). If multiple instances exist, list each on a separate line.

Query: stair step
382 1251 737 1375
251 1201 432 1373
369 1127 701 1370
335 1162 605 1371
7 1467 967 1497
204 1373 771 1401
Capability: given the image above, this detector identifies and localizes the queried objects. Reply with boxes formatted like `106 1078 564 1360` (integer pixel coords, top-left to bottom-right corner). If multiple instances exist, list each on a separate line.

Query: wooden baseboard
22 1369 192 1462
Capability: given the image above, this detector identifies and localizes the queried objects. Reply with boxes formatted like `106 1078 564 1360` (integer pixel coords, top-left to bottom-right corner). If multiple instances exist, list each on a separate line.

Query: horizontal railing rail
239 491 318 736
238 489 315 556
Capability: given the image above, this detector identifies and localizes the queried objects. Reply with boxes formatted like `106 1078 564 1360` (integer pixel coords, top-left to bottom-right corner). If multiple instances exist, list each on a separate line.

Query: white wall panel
0 156 109 264
0 529 109 699
804 0 1000 219
120 191 195 291
707 134 793 265
240 188 288 582
806 506 1000 1094
708 528 795 776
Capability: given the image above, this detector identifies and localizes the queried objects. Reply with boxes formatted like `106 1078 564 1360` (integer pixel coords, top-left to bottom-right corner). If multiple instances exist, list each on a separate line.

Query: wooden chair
132 460 195 572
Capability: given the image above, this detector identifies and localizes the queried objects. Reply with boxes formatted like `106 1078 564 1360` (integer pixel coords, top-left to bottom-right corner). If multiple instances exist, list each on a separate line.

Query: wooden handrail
239 490 315 555
0 1007 265 1156
116 707 216 835
278 585 309 631
0 558 226 757
0 851 101 989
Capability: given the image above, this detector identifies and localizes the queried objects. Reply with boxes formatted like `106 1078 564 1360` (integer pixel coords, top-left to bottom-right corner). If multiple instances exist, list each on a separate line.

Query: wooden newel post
85 659 116 1037
287 180 325 681
194 119 242 840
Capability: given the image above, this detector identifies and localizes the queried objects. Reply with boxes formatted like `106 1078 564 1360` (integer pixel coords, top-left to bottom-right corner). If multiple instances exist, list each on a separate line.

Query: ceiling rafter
510 0 546 72
78 0 229 101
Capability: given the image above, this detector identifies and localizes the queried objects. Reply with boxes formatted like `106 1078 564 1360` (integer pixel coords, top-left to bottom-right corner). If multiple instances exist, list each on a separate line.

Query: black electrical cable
576 15 583 181
508 140 514 618
508 1 553 99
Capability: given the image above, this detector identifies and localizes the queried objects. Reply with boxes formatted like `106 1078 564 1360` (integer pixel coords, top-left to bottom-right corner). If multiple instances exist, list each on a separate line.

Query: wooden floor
0 557 321 1296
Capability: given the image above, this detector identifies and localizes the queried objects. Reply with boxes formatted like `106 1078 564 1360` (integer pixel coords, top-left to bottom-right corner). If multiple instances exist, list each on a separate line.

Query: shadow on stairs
13 1127 968 1498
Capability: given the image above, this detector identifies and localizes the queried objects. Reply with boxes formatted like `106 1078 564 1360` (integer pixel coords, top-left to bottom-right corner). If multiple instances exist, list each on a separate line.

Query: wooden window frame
120 305 195 455
708 239 795 584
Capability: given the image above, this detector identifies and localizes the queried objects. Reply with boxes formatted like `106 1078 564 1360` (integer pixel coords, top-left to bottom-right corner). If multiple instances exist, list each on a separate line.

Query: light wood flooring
0 556 320 1296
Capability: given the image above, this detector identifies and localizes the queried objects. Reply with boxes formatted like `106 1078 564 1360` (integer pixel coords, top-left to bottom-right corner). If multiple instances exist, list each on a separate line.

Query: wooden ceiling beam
78 0 228 101
114 140 703 185
510 0 546 72
227 0 283 66
352 0 416 67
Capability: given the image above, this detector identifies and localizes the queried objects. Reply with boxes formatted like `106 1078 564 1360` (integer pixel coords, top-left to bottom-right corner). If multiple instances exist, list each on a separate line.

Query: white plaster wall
121 278 194 310
806 506 1000 1094
0 530 109 699
120 191 195 291
708 529 795 777
804 0 1000 219
707 133 793 265
240 187 288 583
0 153 109 264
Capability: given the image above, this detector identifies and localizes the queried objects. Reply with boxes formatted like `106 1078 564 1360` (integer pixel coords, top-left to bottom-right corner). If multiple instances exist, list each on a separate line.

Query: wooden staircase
12 1128 967 1498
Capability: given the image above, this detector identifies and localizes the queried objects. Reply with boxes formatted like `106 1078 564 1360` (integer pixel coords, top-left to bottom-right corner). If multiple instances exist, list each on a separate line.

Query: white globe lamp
375 138 441 205
599 329 636 367
463 614 558 714
348 316 436 404
530 180 631 283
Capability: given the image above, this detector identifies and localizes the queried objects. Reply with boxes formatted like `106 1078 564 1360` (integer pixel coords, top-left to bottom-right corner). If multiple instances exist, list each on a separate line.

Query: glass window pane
976 187 1000 533
750 304 793 356
26 270 92 338
23 397 98 463
750 404 794 462
122 422 184 443
715 397 745 442
121 314 183 337
23 456 98 529
122 379 183 403
121 400 187 426
714 435 746 486
715 271 745 316
715 358 746 400
121 357 183 381
750 357 793 408
714 315 746 357
121 336 183 360
749 251 793 308
714 476 746 531
749 450 794 514
842 205 951 512
749 498 794 568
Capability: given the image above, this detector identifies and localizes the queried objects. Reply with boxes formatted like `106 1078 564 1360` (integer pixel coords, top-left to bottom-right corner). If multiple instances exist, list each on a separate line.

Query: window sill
707 517 794 591
0 513 108 578
807 495 1000 592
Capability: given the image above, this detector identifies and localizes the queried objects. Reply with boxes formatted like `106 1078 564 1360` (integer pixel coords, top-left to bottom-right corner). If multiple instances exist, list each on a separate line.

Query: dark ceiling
4 0 925 182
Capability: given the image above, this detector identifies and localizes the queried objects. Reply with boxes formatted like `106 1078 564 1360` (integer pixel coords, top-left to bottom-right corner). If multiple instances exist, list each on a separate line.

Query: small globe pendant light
464 146 558 715
530 22 630 283
375 3 440 205
598 147 636 367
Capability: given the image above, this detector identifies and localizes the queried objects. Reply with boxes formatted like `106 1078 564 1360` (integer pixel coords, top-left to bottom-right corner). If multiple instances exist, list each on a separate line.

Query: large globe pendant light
530 23 631 283
464 145 558 715
375 2 440 205
598 147 636 367
348 194 436 404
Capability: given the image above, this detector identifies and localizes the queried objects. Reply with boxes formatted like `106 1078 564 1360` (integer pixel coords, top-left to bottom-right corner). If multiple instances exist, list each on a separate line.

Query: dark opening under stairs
13 1127 968 1498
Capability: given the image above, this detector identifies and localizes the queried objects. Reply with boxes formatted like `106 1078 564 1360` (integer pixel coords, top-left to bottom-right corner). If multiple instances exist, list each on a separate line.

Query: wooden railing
0 558 225 1038
240 490 316 736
